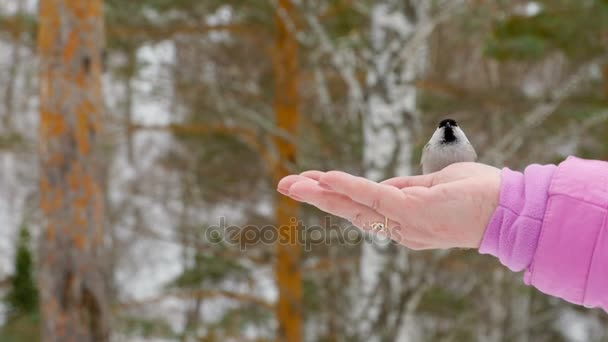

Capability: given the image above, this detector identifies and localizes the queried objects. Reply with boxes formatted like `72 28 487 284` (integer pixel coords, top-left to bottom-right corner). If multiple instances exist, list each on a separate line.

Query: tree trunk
2 0 26 131
360 0 428 339
38 1 110 341
273 0 302 341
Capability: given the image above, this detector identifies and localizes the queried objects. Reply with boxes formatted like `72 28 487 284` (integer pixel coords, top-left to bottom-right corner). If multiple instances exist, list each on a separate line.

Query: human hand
277 163 501 250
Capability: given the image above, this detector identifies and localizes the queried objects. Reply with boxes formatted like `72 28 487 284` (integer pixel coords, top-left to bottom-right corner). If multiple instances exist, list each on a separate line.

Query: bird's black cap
438 119 458 128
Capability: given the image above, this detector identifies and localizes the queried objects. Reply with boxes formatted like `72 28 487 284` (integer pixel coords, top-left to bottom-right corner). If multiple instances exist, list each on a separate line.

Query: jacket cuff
479 164 557 272
523 157 608 307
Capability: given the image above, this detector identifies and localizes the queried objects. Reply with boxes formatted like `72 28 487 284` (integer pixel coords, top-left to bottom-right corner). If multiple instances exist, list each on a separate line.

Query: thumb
381 173 436 189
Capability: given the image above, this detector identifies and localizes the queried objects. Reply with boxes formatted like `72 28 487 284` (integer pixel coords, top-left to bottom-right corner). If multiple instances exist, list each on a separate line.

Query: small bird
420 118 477 174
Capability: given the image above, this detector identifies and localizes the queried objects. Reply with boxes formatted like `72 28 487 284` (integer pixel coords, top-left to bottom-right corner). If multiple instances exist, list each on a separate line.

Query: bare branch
306 13 366 117
119 289 274 310
482 57 606 165
129 122 280 168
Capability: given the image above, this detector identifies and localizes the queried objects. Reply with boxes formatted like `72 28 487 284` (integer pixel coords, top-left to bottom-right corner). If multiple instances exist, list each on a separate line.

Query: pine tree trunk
273 0 302 341
38 1 110 341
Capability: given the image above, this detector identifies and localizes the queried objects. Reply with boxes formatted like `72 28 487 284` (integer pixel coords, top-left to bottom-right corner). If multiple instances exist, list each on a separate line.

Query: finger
289 181 433 245
299 170 325 181
381 174 435 189
277 175 315 195
318 171 408 219
289 181 432 245
288 181 398 233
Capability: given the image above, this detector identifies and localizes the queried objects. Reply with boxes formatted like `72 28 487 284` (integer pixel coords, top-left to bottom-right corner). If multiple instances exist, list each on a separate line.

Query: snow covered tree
1 0 607 340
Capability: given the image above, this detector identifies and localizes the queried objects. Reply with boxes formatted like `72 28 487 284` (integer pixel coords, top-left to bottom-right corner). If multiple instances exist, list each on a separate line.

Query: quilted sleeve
480 156 608 310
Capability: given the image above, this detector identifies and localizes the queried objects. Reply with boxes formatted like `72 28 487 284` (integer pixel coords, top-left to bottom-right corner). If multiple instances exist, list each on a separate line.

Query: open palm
277 162 501 250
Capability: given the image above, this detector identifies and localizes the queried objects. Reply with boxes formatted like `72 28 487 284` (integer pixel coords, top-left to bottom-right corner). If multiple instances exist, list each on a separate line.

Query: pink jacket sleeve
479 156 608 311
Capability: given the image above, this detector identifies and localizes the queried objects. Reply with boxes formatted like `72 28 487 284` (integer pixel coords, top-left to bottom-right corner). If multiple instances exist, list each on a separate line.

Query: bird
420 118 477 174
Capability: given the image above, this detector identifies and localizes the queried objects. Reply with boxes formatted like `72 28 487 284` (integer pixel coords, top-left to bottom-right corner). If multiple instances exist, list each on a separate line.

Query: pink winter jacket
479 156 608 311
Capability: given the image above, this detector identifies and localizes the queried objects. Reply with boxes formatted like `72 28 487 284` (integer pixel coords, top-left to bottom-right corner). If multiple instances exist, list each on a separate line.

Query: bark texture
273 0 302 341
38 1 109 341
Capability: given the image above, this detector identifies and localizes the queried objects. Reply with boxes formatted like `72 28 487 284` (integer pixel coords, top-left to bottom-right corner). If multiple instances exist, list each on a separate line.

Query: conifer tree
5 226 39 319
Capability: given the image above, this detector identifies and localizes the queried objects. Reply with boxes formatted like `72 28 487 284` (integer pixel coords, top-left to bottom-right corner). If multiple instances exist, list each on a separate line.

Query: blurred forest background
0 0 607 341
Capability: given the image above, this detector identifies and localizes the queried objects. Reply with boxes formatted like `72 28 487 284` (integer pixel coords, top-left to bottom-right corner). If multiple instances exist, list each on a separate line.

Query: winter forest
0 0 607 341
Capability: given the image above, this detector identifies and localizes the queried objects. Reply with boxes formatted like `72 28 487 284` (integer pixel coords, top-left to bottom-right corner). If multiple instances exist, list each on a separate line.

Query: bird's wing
420 143 431 174
420 143 430 166
469 142 478 161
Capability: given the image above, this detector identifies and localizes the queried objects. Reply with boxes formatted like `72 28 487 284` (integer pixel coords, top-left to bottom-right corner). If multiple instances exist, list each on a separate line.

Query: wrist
478 164 556 271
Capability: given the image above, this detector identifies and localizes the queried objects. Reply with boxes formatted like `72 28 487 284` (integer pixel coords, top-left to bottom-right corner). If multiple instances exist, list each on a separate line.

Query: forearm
479 157 608 311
